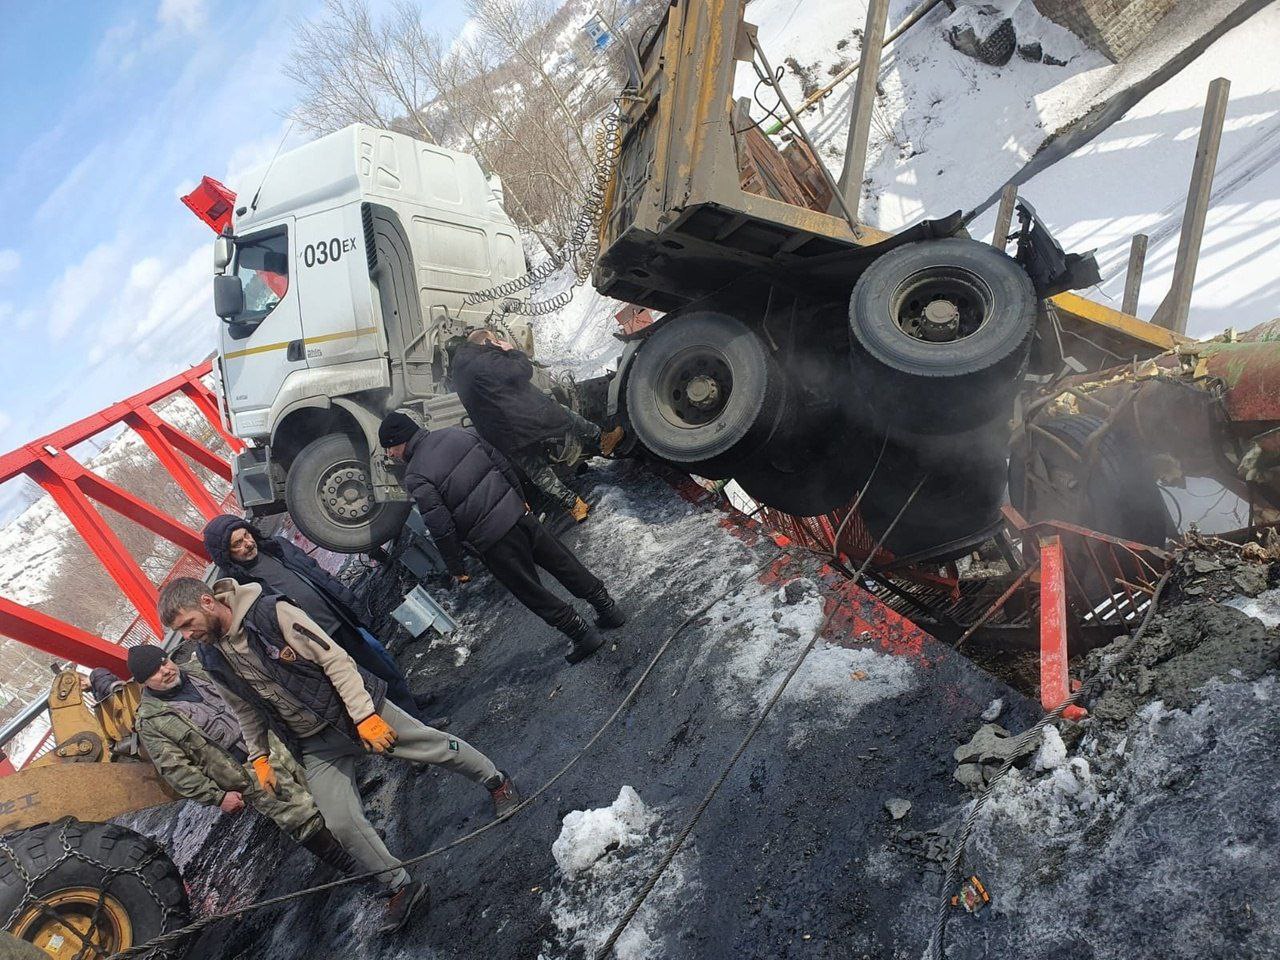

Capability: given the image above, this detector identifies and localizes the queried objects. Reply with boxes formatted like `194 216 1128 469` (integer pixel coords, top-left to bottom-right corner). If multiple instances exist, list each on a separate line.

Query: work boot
570 497 591 523
587 585 626 629
301 826 359 877
600 426 626 457
380 879 430 934
484 771 522 819
562 613 606 664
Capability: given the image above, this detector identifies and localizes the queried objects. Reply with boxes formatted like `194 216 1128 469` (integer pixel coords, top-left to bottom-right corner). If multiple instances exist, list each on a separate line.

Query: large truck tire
286 432 411 554
1010 414 1174 547
848 238 1036 434
0 819 189 958
624 311 787 478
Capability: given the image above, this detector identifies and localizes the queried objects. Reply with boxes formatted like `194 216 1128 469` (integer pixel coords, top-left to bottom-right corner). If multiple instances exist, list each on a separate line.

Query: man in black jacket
202 515 422 715
450 330 623 523
379 412 624 664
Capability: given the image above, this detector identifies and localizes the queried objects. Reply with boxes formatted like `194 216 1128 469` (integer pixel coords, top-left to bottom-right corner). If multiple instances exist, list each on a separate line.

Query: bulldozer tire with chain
0 819 189 959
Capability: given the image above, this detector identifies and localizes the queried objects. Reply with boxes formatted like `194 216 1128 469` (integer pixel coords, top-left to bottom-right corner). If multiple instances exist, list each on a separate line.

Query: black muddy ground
126 462 1031 960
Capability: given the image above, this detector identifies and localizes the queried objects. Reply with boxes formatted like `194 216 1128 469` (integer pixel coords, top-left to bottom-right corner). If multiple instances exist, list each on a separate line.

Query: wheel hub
656 347 734 428
892 267 994 344
13 888 133 957
920 299 961 341
685 375 721 408
319 462 373 526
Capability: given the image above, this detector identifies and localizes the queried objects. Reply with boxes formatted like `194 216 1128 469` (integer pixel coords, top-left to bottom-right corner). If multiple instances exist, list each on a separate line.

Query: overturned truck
594 0 1177 562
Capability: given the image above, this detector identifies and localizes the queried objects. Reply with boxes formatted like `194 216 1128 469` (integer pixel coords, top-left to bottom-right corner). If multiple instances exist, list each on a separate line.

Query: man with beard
157 578 519 933
201 516 428 719
129 644 357 875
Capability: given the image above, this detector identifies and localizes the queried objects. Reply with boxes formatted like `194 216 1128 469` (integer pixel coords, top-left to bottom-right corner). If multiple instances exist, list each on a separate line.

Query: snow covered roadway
129 462 1031 959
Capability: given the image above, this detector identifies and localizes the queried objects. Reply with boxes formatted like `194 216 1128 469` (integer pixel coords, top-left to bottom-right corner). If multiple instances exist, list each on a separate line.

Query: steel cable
463 102 627 317
924 567 1172 960
106 542 796 959
593 476 928 959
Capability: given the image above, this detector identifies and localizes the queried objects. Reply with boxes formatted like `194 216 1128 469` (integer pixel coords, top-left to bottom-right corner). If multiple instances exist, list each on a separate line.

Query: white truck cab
212 124 533 551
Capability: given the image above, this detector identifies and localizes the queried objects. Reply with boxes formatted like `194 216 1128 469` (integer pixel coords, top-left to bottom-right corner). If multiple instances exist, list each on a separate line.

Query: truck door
295 204 381 371
219 221 303 436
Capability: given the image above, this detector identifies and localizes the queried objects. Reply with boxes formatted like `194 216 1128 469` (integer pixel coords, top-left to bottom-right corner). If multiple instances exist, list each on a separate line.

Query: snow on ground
1227 587 1280 628
969 3 1280 338
958 674 1280 959
541 784 694 959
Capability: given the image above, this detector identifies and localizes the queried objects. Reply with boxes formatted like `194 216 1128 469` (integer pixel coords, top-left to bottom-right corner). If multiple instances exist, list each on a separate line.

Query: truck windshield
229 229 289 329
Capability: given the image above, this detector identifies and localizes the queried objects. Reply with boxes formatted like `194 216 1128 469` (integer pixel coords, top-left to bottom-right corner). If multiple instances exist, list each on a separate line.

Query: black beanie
378 411 419 448
127 644 167 684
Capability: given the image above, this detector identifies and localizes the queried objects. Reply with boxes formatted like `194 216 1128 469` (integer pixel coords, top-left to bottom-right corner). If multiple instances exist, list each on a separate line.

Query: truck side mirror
213 236 234 272
213 274 244 319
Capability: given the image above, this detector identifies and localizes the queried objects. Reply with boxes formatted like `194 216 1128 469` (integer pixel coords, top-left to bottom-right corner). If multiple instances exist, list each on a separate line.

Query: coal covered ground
123 465 1280 959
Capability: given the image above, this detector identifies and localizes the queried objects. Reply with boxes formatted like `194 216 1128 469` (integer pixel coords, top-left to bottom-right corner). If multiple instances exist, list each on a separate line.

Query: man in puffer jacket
378 411 625 664
129 644 356 876
201 515 423 717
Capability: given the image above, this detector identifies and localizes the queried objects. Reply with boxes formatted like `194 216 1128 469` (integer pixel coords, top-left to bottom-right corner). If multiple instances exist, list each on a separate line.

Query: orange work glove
357 714 398 753
251 756 278 795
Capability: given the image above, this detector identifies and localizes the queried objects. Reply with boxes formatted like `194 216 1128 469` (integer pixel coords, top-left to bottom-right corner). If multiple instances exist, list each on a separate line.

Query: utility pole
829 0 891 222
1152 77 1230 334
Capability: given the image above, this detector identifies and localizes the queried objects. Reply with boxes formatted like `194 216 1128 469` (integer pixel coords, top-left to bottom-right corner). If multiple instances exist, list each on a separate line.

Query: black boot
562 612 606 664
301 826 359 876
587 585 626 629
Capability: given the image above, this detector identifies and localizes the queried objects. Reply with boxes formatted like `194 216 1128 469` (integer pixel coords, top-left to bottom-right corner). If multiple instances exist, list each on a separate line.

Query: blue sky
0 0 469 517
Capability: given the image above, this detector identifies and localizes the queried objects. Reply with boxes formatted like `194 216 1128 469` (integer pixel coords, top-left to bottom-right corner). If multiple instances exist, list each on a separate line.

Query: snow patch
1226 588 1280 628
552 785 656 878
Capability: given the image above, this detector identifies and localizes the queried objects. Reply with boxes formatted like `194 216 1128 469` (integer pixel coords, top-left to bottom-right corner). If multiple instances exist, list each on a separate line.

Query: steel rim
316 458 375 527
890 267 994 344
13 887 133 957
653 345 734 429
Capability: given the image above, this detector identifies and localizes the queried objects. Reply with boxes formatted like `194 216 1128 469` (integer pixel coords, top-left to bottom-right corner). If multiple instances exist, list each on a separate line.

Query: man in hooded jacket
202 515 421 715
449 330 623 523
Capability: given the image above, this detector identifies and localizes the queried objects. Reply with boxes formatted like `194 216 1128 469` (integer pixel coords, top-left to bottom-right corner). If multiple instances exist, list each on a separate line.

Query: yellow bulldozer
0 668 189 958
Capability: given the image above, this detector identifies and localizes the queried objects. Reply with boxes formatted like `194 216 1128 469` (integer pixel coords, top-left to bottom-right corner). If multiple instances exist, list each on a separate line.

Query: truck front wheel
286 432 410 554
0 819 189 958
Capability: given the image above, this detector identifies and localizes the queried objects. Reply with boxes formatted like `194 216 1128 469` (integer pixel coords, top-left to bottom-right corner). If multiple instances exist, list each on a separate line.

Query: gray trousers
299 700 499 889
510 408 602 511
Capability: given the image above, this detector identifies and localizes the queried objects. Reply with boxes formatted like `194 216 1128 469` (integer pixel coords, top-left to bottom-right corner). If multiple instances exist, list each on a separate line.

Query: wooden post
1152 78 1230 334
992 183 1018 250
1121 234 1149 316
830 0 891 219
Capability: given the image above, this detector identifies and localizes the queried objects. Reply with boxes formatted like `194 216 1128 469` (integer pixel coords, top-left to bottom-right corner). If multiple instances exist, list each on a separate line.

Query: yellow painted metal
1051 291 1186 352
0 763 176 836
12 888 133 958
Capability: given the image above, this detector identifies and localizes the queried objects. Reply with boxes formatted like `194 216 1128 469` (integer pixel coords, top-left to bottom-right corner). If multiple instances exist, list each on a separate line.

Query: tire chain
464 102 627 318
0 821 177 960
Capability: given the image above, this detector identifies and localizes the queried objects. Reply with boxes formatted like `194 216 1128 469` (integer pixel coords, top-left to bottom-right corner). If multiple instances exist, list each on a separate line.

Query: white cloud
94 19 141 71
0 411 11 437
48 241 126 341
157 0 207 33
0 250 19 280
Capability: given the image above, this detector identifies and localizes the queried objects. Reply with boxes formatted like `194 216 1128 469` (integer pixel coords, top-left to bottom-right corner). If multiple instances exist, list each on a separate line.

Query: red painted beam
0 361 218 484
179 377 244 455
150 414 233 481
1039 536 1086 721
0 597 131 674
124 409 223 520
30 461 162 636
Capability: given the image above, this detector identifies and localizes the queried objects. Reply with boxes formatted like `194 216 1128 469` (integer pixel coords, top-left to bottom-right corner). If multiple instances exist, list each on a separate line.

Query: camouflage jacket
135 664 287 806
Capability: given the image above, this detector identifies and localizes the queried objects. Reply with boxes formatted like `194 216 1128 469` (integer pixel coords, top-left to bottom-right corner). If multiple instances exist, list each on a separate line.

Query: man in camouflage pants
128 644 356 874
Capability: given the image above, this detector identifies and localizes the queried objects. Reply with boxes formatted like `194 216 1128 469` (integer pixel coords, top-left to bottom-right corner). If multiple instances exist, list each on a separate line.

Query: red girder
0 359 235 674
0 597 131 674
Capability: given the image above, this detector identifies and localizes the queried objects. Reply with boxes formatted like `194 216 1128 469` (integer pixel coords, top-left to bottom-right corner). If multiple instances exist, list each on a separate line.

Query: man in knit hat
129 644 358 876
378 411 624 664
